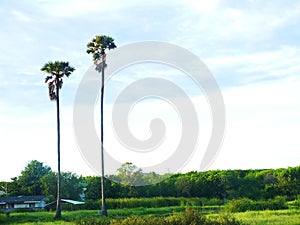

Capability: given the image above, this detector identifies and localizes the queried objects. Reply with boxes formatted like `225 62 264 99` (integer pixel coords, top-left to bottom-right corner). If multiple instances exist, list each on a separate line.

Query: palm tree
87 35 116 216
41 61 75 218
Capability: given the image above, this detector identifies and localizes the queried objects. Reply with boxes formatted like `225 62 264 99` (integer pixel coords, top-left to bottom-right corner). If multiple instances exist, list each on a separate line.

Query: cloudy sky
0 0 300 181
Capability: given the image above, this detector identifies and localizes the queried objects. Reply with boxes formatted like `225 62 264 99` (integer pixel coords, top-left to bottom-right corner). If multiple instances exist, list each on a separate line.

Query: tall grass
1 206 299 225
73 197 222 211
235 209 300 225
74 208 244 225
0 208 242 225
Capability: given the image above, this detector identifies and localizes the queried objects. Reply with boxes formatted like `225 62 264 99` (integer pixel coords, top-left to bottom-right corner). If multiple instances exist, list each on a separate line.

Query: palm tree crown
87 35 116 62
41 61 75 100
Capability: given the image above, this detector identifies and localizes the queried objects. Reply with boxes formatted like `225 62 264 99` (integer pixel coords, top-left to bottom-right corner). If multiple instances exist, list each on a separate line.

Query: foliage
73 208 244 225
115 162 144 186
224 197 288 213
86 35 116 62
2 161 300 205
56 197 222 211
235 209 300 225
6 161 82 203
2 208 300 225
41 61 75 100
165 207 207 225
17 160 52 195
60 172 82 200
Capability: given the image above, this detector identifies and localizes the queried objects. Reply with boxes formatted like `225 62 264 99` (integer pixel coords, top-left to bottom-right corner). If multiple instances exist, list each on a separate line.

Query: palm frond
41 61 75 101
87 35 117 63
45 75 52 83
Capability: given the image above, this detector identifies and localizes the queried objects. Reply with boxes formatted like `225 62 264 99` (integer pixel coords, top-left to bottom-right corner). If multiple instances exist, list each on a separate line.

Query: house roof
61 199 84 205
0 195 47 204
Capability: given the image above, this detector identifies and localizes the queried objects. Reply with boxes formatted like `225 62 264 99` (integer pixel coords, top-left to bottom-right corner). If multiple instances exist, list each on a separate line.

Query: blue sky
0 0 300 181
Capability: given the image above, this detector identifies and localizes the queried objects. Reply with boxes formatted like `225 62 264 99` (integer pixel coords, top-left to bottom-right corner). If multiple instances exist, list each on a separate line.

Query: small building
0 195 47 211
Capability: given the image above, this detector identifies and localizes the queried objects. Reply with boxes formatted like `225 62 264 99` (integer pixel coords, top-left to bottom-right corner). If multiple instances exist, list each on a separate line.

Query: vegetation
223 197 288 212
1 161 299 224
65 197 222 211
0 208 244 225
234 209 300 225
1 208 300 225
86 35 117 216
41 61 75 218
1 161 300 203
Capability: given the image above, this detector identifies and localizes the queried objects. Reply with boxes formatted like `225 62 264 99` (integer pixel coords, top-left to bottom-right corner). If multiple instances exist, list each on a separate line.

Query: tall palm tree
41 61 75 218
87 35 116 216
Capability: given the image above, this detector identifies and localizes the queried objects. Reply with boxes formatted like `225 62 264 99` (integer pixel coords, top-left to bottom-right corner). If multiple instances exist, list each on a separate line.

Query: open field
235 209 300 225
0 207 299 225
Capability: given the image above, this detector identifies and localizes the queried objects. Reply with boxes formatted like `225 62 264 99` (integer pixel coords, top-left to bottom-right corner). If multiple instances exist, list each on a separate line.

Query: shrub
211 214 245 225
110 215 164 225
224 198 254 213
224 197 287 213
74 216 110 225
166 208 206 225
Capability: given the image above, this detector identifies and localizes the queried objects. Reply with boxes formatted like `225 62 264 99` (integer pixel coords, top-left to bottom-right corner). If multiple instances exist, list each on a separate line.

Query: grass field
0 207 299 225
235 209 300 225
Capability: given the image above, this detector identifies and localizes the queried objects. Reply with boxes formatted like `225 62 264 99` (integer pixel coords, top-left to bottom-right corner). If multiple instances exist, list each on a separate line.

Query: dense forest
1 160 299 202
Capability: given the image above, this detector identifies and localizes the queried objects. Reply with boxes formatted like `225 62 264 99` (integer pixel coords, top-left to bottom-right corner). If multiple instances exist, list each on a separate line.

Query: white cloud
11 10 31 22
172 1 300 56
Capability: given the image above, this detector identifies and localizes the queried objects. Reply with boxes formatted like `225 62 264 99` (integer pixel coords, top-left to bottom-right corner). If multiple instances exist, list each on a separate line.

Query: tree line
0 160 299 202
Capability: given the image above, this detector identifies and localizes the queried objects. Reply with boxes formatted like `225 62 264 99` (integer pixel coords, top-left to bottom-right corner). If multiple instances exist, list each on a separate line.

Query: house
0 195 47 212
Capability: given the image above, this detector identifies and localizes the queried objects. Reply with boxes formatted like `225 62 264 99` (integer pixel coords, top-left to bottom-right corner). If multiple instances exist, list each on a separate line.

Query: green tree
116 162 144 186
61 172 81 200
18 160 52 195
175 176 192 197
41 61 75 218
41 172 81 200
41 172 56 196
83 176 101 200
87 35 116 216
83 176 122 199
7 177 22 196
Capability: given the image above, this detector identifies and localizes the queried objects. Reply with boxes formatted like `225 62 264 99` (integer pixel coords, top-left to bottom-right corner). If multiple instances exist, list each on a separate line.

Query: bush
210 214 245 225
288 195 300 208
110 215 164 225
74 216 110 225
224 197 287 213
166 208 206 225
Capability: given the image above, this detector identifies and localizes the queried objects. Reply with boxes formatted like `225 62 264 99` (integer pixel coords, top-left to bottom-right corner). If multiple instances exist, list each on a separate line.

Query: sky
0 0 300 181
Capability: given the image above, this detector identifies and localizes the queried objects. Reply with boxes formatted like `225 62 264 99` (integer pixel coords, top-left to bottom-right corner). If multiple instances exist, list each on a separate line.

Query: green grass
0 207 187 224
1 207 299 225
235 209 300 225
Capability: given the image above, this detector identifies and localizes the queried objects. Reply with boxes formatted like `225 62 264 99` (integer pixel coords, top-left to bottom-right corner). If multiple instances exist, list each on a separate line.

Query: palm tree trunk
101 63 107 216
55 81 62 219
